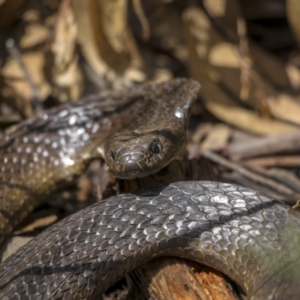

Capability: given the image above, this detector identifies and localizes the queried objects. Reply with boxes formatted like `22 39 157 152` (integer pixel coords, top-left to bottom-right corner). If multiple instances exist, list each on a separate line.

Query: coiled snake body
0 79 300 299
1 181 300 299
0 78 200 245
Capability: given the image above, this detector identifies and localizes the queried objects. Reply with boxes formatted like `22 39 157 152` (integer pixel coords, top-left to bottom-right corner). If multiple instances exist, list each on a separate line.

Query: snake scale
1 181 300 299
0 79 300 299
0 78 200 245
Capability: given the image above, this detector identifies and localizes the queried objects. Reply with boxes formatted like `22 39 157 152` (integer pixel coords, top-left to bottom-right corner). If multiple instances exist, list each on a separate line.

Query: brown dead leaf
98 0 145 79
200 123 232 152
207 101 298 135
209 42 241 68
183 6 257 108
184 5 300 135
72 0 143 88
267 94 300 125
204 0 300 90
71 0 111 77
19 23 49 48
249 43 300 90
204 0 227 17
287 0 300 50
79 0 144 82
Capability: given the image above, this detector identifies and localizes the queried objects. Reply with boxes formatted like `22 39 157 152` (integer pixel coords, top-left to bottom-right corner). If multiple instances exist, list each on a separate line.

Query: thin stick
243 155 300 168
228 131 300 161
220 172 297 205
132 0 150 40
5 38 42 112
204 150 299 197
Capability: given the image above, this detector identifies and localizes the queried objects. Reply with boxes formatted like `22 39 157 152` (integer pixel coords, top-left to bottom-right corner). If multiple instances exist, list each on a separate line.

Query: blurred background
1 1 300 298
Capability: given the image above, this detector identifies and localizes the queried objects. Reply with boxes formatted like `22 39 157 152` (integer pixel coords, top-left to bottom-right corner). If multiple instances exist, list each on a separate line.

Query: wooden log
127 257 239 300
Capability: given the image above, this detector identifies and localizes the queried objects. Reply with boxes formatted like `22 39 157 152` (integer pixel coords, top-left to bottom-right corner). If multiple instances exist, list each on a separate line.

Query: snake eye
150 142 161 154
110 150 116 160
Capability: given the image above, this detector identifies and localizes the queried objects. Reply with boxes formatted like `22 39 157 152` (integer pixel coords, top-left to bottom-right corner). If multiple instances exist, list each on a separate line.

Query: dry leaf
200 123 231 152
184 5 300 135
207 101 298 135
267 94 300 125
249 42 300 90
51 0 83 102
82 0 144 80
287 0 300 49
19 24 49 48
72 0 142 88
2 51 51 113
209 42 240 68
204 0 300 90
71 0 110 77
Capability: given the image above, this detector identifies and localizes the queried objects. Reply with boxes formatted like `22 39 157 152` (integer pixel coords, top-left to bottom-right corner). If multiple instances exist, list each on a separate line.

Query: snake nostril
110 150 116 160
150 142 161 154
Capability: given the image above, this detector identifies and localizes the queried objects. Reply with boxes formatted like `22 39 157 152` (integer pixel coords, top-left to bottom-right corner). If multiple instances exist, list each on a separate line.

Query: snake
1 181 300 299
0 78 300 299
0 78 200 245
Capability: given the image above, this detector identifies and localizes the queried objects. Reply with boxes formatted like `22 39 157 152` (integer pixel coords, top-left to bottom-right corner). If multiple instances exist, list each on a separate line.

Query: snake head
104 120 185 179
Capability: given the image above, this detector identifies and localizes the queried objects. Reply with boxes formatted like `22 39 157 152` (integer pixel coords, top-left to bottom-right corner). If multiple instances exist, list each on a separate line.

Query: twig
245 166 300 194
0 114 22 128
203 150 300 198
243 155 300 168
228 131 300 160
5 38 42 112
132 0 150 40
220 172 297 204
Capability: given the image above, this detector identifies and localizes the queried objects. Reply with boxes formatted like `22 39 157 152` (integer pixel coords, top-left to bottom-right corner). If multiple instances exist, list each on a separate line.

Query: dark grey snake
1 181 300 299
0 80 300 299
0 78 200 245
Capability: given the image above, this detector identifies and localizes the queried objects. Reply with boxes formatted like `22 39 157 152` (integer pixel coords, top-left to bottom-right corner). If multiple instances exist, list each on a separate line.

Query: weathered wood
128 257 239 300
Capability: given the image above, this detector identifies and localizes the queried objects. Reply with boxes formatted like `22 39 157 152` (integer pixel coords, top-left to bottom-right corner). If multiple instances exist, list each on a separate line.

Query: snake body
0 78 200 245
0 78 299 299
1 181 300 299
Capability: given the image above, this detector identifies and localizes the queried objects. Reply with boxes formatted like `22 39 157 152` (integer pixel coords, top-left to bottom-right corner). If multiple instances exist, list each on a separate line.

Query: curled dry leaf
71 0 111 79
267 94 300 126
72 0 144 84
96 0 145 81
206 101 298 135
183 5 299 135
19 23 49 48
203 0 300 90
200 123 232 153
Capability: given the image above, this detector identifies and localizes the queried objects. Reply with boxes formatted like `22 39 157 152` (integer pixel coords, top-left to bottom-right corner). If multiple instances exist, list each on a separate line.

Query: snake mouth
110 154 154 179
113 170 141 179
